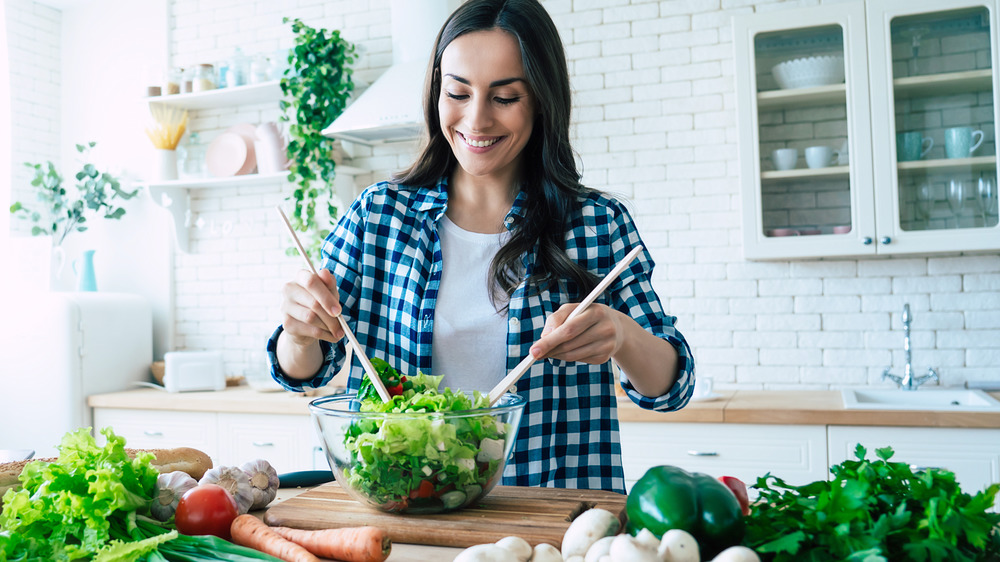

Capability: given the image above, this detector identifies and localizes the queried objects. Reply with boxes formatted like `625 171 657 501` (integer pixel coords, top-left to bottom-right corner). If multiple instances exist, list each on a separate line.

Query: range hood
323 0 462 145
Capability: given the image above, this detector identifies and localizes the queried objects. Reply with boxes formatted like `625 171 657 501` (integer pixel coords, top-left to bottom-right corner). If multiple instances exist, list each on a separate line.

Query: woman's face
438 28 535 184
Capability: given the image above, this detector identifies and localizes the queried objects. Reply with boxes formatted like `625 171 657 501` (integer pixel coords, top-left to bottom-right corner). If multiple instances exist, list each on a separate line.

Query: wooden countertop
88 386 1000 429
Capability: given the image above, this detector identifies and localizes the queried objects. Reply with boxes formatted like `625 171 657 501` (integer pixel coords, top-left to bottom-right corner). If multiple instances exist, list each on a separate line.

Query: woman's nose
467 97 494 131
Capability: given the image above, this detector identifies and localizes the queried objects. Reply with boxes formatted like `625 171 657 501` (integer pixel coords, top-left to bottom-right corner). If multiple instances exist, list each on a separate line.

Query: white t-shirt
431 215 510 392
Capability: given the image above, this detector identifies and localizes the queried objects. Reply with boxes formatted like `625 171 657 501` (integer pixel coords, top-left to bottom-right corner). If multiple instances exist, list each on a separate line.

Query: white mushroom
453 543 520 562
561 508 621 558
584 535 615 562
608 533 659 562
658 529 700 562
532 543 564 562
495 536 532 562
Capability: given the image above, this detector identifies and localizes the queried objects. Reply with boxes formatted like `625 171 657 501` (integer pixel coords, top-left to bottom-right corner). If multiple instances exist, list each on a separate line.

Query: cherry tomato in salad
175 484 239 540
409 479 436 499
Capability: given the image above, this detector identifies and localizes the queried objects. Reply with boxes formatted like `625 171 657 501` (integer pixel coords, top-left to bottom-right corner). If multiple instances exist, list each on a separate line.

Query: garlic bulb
151 471 198 521
242 459 280 510
199 466 254 514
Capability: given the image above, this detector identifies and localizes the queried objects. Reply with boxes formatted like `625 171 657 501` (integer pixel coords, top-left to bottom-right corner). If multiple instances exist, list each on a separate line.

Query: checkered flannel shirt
267 177 695 493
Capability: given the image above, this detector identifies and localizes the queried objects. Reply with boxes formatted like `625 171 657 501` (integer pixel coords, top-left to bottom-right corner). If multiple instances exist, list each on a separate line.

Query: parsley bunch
745 445 1000 561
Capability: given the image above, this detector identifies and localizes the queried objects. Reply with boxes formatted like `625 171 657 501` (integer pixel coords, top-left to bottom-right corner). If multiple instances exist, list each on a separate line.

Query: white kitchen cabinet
216 413 320 474
733 0 1000 260
94 408 219 455
619 422 829 494
827 425 1000 509
92 407 321 473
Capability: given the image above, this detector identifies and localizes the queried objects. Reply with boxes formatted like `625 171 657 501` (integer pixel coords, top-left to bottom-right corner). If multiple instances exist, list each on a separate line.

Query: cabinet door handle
252 441 275 447
686 450 719 457
143 430 163 437
863 237 873 245
881 236 892 245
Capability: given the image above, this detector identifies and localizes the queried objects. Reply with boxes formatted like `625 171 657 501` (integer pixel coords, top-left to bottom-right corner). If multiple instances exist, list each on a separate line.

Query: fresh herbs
0 427 281 561
745 445 1000 561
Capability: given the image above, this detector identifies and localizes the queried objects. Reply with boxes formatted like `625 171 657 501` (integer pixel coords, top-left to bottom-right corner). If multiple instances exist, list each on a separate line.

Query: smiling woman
268 0 695 495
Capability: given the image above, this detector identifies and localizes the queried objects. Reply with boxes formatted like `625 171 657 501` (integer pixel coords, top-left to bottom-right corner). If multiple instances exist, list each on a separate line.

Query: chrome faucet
882 303 938 391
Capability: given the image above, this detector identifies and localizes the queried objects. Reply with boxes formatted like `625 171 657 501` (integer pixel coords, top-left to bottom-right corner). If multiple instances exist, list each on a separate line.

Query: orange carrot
270 525 392 562
230 514 320 562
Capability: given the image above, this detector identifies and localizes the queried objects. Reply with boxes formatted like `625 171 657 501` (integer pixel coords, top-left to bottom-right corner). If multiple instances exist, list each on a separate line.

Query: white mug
692 377 714 399
805 146 837 169
771 148 798 171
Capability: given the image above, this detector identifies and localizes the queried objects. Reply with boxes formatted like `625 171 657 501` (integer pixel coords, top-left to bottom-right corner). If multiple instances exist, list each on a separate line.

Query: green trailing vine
279 17 357 262
9 142 138 247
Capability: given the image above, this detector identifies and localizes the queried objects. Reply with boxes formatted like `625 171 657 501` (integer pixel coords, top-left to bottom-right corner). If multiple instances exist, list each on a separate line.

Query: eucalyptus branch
10 142 138 247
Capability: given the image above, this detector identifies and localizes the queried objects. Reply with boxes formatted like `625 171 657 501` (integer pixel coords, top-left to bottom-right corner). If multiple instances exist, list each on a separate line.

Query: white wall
7 0 999 388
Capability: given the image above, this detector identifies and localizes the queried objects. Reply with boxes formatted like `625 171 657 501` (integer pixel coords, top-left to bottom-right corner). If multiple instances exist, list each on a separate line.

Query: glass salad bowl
309 392 526 514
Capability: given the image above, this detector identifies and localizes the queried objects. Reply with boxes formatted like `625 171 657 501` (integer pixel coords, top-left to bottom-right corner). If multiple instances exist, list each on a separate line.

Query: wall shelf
146 81 283 110
144 79 369 252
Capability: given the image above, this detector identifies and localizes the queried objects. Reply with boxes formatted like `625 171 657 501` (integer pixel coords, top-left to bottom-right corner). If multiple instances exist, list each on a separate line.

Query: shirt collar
415 176 528 230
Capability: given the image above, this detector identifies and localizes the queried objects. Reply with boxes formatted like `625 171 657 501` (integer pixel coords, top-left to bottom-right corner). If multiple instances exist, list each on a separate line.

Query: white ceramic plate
206 132 248 177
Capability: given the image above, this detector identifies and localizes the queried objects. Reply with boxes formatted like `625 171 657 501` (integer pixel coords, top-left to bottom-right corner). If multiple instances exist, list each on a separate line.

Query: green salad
343 359 511 512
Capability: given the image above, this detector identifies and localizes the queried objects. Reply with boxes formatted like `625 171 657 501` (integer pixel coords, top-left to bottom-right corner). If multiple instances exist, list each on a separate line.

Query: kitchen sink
841 388 1000 411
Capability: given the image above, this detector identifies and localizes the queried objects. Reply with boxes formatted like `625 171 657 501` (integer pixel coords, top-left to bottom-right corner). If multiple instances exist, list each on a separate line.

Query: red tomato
717 475 751 515
175 484 239 540
409 479 435 499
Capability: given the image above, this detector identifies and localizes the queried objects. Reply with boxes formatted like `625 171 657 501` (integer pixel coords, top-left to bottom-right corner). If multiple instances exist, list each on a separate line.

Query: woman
267 0 694 494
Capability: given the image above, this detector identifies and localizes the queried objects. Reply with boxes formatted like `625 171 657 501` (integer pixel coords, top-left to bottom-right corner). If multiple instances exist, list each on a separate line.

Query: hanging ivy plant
279 17 356 261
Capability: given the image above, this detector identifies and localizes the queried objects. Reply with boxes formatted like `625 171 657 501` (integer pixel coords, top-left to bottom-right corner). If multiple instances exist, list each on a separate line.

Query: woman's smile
438 28 535 182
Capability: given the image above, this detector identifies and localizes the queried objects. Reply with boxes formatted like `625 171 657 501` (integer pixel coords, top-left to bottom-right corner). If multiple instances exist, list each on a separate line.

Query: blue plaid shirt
267 178 695 493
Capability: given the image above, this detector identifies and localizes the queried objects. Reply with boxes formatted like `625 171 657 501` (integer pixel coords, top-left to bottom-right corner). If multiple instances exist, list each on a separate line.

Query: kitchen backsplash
8 0 999 390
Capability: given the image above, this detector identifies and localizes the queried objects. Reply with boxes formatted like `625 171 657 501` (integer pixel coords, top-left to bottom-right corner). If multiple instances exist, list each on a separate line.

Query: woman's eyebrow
443 73 526 88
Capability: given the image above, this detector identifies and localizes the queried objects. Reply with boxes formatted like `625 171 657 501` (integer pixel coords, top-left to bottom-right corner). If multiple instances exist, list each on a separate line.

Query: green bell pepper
626 465 745 557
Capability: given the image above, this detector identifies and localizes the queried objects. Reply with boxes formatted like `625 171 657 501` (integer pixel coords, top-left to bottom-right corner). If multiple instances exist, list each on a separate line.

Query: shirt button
509 317 520 329
503 216 515 228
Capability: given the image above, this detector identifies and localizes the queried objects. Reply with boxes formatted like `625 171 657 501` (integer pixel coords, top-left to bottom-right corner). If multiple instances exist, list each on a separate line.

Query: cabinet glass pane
891 7 998 231
754 26 853 238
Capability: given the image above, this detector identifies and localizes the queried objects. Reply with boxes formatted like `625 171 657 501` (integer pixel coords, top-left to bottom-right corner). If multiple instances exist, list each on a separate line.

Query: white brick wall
6 0 61 236
139 0 1000 387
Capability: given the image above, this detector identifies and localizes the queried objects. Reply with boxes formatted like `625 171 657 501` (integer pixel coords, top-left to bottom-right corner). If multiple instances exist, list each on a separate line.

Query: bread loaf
0 446 213 508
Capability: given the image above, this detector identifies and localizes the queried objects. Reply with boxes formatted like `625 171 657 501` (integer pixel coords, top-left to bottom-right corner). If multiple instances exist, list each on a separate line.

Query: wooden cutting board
264 483 627 548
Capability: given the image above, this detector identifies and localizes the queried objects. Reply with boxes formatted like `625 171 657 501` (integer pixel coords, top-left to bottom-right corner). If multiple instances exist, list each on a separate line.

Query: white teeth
463 135 499 148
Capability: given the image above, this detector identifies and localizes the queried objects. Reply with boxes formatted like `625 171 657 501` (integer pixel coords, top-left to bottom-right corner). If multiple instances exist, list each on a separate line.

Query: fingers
280 269 345 344
530 304 620 364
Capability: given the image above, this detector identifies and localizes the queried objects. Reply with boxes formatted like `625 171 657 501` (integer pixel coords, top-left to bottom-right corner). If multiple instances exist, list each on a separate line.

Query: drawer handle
252 441 275 447
686 450 719 457
143 431 163 437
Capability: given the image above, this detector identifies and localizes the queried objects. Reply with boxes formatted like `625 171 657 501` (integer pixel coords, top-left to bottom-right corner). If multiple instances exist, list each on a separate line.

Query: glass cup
978 174 998 223
914 182 933 221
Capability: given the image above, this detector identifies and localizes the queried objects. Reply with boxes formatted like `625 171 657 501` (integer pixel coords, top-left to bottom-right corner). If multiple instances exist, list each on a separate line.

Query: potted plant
10 142 138 247
279 17 357 262
9 142 138 288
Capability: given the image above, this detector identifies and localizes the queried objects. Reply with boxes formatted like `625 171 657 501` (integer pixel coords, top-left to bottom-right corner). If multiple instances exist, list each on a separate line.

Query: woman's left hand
529 303 625 364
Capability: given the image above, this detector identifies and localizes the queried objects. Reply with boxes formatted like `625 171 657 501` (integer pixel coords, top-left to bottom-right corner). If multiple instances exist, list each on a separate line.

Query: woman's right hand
280 268 345 345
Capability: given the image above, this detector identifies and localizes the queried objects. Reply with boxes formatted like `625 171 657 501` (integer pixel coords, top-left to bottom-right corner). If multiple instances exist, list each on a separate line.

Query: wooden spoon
275 206 391 403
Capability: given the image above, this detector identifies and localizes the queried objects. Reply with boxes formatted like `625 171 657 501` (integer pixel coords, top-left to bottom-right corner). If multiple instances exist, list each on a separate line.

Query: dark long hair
393 0 598 303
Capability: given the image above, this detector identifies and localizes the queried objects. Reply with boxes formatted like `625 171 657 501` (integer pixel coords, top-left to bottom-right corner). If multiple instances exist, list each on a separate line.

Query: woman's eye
445 92 468 101
495 96 520 105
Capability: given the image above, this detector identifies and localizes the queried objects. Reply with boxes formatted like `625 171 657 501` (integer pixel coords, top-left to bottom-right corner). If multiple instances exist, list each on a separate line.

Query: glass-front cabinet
734 0 1000 260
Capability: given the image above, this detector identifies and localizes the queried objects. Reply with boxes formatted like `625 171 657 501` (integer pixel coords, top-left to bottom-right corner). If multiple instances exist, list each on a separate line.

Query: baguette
0 446 213 508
